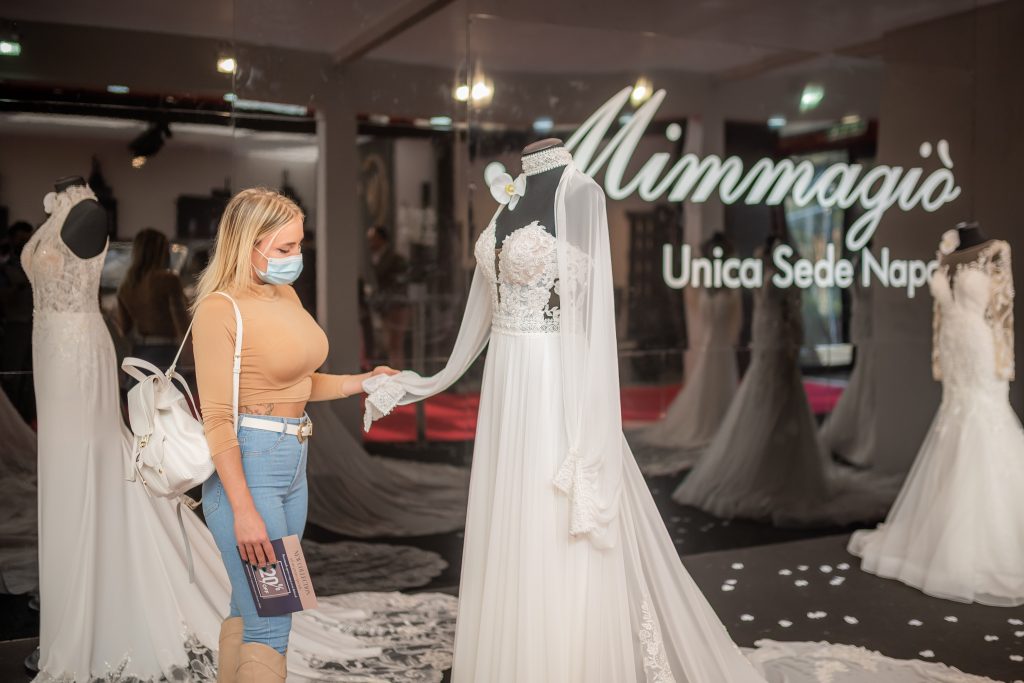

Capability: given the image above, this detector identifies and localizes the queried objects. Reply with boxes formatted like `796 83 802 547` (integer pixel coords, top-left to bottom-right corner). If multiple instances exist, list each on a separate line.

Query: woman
191 187 395 681
116 228 189 369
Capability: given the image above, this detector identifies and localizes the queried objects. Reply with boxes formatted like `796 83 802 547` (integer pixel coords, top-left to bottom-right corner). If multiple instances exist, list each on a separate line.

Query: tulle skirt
672 349 896 526
453 329 763 683
848 386 1024 606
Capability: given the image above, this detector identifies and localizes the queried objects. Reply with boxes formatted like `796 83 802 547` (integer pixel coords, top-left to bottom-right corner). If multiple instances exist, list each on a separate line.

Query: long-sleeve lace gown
849 239 1024 606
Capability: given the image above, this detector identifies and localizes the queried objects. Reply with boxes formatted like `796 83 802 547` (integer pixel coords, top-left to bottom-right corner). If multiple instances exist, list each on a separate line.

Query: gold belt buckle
297 417 313 443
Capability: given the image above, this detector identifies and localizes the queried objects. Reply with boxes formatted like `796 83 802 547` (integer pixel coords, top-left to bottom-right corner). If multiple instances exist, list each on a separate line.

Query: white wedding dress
819 276 877 467
304 401 469 537
672 276 897 526
849 239 1024 606
365 158 768 683
22 185 457 682
632 287 741 475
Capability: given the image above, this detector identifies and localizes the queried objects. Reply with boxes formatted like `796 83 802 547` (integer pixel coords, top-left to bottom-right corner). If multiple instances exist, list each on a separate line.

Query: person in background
115 228 189 370
367 225 410 368
0 221 38 421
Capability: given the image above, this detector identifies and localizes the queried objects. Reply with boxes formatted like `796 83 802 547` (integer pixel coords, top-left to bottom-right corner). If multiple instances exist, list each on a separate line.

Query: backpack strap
166 291 243 432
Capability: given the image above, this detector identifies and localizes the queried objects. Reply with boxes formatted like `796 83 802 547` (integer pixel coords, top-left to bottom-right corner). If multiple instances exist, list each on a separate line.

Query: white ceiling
0 0 1001 75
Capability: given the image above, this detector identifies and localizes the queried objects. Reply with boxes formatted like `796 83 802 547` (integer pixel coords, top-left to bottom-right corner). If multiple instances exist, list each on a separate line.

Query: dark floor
3 441 1021 682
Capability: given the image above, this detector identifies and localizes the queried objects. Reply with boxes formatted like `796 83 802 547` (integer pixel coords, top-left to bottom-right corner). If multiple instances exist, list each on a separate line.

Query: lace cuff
362 374 406 432
553 449 600 537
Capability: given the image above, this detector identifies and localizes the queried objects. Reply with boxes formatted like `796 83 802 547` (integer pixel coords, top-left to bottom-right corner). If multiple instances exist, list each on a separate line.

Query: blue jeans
202 415 309 654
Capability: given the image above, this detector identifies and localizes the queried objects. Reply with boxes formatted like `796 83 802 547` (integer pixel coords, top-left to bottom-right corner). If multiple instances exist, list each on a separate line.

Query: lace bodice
931 239 1014 383
475 220 588 335
21 185 107 315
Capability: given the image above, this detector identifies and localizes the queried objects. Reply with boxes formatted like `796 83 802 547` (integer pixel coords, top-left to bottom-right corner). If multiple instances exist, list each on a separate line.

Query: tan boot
236 642 287 682
217 617 245 683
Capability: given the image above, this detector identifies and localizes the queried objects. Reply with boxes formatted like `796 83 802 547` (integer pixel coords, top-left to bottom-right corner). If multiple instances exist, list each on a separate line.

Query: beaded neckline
522 147 573 176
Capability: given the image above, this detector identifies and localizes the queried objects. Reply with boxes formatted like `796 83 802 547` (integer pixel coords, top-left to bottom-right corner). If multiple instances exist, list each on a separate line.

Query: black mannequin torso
954 221 989 252
494 140 569 243
55 176 108 260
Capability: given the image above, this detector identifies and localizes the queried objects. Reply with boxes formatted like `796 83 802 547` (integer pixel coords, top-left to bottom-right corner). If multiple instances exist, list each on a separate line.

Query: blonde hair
191 188 304 311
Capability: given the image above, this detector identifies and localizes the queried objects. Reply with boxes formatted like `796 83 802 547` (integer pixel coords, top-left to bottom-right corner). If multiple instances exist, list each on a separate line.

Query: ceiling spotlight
128 122 172 167
107 84 130 94
0 39 21 57
454 84 470 102
630 77 653 106
217 55 237 74
800 83 825 112
767 115 787 129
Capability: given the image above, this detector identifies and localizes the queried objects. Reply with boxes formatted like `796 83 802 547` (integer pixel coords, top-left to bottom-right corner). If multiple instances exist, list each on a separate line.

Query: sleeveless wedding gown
849 239 1024 606
22 185 456 682
631 287 741 475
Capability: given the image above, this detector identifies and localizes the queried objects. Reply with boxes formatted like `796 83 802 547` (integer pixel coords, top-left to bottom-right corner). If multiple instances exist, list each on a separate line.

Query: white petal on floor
829 576 846 586
794 579 809 587
807 611 827 619
944 616 959 623
740 614 755 622
778 620 793 628
721 584 735 592
837 562 850 570
1010 655 1023 662
797 565 809 571
725 579 738 585
819 565 833 573
731 562 745 570
844 616 859 625
779 569 793 576
908 619 924 626
919 650 935 659
1014 631 1024 637
1009 618 1024 625
984 635 999 642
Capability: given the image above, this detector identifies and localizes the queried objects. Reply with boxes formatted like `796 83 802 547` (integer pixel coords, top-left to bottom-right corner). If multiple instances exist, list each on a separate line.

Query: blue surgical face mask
254 247 303 285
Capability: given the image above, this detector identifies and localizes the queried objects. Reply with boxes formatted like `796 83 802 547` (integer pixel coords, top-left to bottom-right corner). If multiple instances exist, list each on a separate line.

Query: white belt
239 415 314 443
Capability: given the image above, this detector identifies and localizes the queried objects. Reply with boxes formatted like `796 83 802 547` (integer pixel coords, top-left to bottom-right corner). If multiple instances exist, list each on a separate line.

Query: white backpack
121 291 242 581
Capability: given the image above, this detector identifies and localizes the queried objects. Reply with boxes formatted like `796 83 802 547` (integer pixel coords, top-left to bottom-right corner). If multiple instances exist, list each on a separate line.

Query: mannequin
493 138 569 242
55 176 108 259
953 220 989 252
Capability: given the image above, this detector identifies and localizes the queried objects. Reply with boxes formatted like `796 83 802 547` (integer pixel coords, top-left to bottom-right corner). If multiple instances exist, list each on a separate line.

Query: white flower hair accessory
43 191 57 215
939 229 960 256
490 172 527 210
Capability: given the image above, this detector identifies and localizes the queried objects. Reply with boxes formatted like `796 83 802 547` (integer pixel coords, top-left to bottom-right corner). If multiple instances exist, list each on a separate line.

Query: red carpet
364 381 843 443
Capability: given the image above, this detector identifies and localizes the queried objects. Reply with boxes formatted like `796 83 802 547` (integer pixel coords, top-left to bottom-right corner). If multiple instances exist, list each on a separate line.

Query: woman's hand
372 365 400 377
234 503 277 568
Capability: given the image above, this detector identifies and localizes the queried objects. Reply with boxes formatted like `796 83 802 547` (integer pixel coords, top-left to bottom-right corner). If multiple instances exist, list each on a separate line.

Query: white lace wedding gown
849 239 1024 606
632 288 741 475
304 401 468 537
23 185 457 682
819 277 877 467
672 277 897 526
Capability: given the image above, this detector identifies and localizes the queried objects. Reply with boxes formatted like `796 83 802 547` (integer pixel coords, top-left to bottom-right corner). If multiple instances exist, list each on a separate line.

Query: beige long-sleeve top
192 283 349 457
